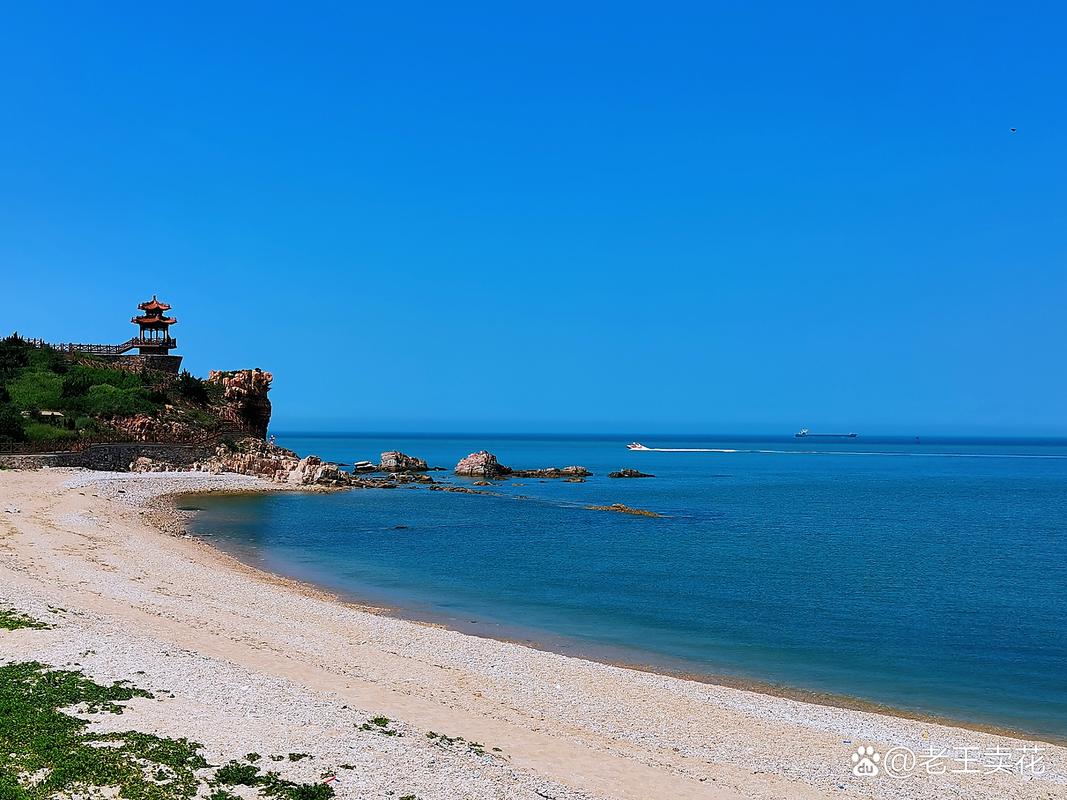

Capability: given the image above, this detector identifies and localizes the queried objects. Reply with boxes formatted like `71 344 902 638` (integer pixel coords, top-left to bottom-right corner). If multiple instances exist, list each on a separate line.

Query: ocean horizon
185 431 1067 742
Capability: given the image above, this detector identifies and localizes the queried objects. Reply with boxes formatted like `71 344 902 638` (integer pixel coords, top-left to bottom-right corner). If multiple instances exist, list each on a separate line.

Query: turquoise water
186 434 1067 740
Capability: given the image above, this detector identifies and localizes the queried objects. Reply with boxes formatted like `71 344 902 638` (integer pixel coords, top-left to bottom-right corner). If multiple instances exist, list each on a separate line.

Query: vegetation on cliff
0 334 230 445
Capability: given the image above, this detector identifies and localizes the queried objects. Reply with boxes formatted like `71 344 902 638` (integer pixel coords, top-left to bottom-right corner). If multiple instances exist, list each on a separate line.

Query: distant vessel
795 428 858 439
627 442 651 450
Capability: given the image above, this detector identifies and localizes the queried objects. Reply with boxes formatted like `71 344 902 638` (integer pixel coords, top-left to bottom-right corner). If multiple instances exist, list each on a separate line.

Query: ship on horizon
795 428 859 439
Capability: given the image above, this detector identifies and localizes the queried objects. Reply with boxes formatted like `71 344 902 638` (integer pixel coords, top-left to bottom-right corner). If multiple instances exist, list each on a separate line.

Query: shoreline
174 485 1062 747
2 467 1064 799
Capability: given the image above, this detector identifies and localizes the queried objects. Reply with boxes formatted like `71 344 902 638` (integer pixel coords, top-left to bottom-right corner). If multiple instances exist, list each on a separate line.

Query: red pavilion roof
132 315 177 326
138 295 172 312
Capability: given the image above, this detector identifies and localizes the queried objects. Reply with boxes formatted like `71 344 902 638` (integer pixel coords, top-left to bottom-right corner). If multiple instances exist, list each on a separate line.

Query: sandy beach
1 468 1064 800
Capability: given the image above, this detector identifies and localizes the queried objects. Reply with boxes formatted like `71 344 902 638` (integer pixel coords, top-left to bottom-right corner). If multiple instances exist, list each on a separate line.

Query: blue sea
185 434 1067 741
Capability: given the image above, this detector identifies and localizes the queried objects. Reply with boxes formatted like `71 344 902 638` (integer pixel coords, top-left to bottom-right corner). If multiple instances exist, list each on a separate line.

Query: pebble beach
1 468 1064 799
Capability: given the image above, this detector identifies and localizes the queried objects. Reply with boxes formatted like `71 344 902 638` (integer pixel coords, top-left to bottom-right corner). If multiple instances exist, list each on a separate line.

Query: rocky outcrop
379 451 429 472
130 455 174 472
455 451 511 478
510 466 591 478
111 414 202 442
178 437 349 487
609 468 655 478
193 437 301 482
207 368 273 438
454 451 591 480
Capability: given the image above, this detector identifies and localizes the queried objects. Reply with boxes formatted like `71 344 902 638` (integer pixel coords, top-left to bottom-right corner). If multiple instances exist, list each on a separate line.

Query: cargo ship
795 428 858 439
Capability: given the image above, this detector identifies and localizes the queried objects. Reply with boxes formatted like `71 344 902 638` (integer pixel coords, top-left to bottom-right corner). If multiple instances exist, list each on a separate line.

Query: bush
73 416 99 433
24 423 79 443
7 370 63 411
62 365 143 398
26 345 67 373
80 384 153 418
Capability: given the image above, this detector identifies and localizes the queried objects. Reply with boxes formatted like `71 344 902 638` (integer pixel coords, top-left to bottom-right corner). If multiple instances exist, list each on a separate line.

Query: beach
1 468 1064 800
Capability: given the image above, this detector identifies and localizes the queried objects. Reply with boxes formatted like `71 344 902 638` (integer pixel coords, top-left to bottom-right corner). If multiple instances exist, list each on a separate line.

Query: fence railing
26 337 176 356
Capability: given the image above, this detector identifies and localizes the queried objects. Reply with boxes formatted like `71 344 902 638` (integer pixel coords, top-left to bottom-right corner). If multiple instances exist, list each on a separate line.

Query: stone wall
0 443 215 472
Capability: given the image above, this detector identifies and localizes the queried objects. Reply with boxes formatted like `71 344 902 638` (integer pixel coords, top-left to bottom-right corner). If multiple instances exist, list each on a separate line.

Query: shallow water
186 433 1067 740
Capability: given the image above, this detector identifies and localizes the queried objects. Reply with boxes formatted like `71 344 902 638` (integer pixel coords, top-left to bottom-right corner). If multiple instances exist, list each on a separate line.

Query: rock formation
454 451 591 480
207 368 273 438
379 451 429 472
609 468 655 478
112 414 202 442
454 450 511 478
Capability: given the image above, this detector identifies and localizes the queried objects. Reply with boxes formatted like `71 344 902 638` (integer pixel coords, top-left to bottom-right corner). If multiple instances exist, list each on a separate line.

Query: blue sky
1 2 1064 434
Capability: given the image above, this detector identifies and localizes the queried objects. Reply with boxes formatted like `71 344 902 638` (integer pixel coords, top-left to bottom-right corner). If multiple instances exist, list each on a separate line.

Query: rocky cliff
207 368 273 438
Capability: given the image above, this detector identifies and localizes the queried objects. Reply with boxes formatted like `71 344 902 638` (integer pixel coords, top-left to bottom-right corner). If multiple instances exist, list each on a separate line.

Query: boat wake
625 442 1067 460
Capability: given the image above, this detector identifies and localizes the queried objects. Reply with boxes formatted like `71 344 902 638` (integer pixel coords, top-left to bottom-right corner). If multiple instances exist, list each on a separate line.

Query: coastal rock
112 414 202 443
193 438 352 487
454 451 511 478
207 368 273 438
379 451 429 472
608 468 655 478
510 465 591 478
129 455 173 472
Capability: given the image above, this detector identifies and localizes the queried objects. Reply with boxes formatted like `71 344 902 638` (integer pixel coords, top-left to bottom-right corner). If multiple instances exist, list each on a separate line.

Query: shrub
80 384 153 418
26 345 68 373
62 365 143 398
74 416 98 433
25 423 79 443
7 370 63 411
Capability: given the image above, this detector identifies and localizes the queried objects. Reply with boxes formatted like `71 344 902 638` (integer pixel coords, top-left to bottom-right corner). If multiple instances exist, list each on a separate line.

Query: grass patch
0 662 337 800
0 609 52 631
359 716 399 736
0 660 207 799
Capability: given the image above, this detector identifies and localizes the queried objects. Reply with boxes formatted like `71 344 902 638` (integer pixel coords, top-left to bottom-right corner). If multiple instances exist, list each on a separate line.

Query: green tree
174 370 209 404
0 404 26 443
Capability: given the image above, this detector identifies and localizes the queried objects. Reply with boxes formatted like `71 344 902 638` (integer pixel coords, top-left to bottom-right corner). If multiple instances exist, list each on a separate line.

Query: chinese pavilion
131 296 178 355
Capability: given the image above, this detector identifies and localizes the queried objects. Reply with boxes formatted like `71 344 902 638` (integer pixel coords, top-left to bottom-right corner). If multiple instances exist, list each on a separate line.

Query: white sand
1 468 1064 799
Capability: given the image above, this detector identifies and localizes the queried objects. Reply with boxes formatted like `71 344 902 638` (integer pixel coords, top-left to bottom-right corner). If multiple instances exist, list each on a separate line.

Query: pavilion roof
132 315 177 325
138 295 172 312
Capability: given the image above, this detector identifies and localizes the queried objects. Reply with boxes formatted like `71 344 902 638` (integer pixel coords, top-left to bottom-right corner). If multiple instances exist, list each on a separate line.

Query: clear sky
1 3 1064 435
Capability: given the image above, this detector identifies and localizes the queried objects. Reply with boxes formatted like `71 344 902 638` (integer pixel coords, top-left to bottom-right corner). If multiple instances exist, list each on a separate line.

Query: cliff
207 369 273 438
0 334 272 448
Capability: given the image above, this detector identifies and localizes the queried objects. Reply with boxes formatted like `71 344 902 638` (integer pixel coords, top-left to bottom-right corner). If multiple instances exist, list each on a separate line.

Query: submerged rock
510 465 591 478
608 468 655 478
585 503 663 517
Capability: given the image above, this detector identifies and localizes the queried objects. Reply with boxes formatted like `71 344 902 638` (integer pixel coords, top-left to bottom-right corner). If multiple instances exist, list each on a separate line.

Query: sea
183 433 1067 741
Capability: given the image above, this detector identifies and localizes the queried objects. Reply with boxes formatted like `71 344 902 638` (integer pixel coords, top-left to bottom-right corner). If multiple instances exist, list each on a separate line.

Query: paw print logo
851 745 881 777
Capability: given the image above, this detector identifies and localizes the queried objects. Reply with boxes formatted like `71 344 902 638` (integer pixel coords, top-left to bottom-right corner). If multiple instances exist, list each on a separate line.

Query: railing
26 337 176 355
